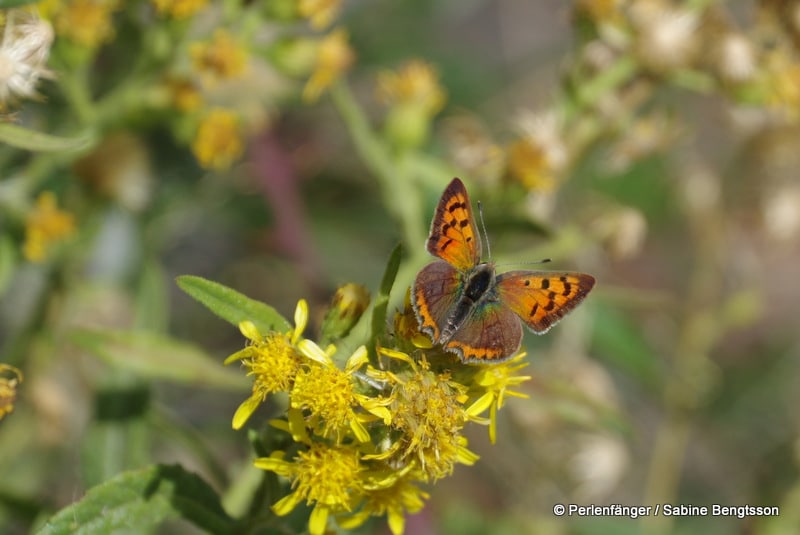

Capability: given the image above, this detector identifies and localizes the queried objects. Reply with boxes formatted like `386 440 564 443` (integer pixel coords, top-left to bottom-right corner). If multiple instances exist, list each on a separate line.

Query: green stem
329 82 425 250
641 178 727 535
59 64 97 125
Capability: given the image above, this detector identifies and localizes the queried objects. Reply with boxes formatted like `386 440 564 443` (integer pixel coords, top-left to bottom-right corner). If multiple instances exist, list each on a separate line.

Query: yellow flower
387 352 479 481
507 111 568 191
166 77 202 113
303 27 354 102
0 364 23 421
191 108 244 170
298 0 342 29
23 191 76 262
255 443 363 535
53 0 119 48
225 300 309 429
763 52 800 117
507 138 556 191
190 30 248 85
291 342 392 443
377 60 447 149
376 60 446 116
151 0 208 19
339 473 430 535
471 352 531 443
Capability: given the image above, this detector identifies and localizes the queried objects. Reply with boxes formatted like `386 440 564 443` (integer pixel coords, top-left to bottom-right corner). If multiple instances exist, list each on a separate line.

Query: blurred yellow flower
0 364 23 421
191 108 244 170
190 30 248 85
508 111 569 191
23 191 76 262
507 138 557 191
152 0 208 19
377 60 446 116
53 0 119 48
764 52 800 117
376 60 447 148
167 77 202 112
298 0 342 29
303 28 354 102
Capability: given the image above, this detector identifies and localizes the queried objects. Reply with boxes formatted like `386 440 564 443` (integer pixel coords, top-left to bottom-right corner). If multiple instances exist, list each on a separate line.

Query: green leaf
0 123 92 152
176 275 291 334
70 329 248 390
36 464 235 535
369 243 403 359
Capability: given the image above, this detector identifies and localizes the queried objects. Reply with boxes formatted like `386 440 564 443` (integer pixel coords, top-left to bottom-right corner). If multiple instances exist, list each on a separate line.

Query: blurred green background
1 1 799 534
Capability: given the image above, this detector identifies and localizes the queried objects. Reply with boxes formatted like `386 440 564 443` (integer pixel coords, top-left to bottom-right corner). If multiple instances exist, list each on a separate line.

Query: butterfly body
411 178 595 363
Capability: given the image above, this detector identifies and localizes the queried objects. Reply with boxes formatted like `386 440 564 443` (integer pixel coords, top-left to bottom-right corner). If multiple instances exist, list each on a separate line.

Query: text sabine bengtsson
552 503 780 519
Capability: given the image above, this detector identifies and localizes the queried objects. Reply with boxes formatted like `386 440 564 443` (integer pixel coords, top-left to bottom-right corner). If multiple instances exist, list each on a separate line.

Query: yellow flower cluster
226 299 531 535
49 0 120 48
23 191 76 262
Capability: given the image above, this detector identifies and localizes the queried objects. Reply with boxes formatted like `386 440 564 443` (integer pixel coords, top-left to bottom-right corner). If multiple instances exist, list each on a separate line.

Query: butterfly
411 178 596 363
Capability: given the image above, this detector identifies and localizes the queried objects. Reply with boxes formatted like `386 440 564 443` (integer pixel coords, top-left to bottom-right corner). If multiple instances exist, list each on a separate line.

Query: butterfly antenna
496 258 553 268
477 200 492 260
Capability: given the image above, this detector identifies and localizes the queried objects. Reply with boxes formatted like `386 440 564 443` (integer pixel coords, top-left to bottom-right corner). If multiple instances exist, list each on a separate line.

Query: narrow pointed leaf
70 329 248 390
176 275 290 334
369 243 402 357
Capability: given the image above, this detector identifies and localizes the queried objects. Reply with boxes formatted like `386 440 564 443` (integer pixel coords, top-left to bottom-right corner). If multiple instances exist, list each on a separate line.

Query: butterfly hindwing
411 260 463 343
445 299 523 362
426 178 481 272
496 271 596 333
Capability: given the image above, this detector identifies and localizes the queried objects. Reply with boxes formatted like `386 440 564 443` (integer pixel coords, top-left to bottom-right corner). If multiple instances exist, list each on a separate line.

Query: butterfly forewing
496 271 596 333
426 178 482 272
411 260 463 343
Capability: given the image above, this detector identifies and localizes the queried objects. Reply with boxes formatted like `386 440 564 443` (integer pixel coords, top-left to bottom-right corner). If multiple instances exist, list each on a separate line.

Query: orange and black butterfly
411 178 595 363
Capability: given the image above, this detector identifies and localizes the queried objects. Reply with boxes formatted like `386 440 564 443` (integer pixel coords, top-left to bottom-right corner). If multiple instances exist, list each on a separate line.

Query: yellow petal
232 395 261 429
293 299 309 342
308 504 330 535
337 510 370 529
272 491 303 516
350 419 371 443
388 506 406 535
223 347 251 365
345 345 369 372
364 405 392 425
238 320 261 342
465 392 494 417
489 403 498 444
298 339 333 366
